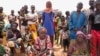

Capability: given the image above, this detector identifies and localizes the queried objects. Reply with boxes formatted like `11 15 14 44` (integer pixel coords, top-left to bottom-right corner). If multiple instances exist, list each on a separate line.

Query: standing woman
42 1 55 46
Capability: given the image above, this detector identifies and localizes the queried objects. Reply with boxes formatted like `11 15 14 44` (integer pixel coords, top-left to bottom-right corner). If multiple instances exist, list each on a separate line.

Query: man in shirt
83 0 95 34
89 0 100 56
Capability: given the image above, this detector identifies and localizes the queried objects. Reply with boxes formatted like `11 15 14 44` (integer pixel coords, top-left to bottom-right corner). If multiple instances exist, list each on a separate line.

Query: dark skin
0 15 4 21
65 11 70 19
7 23 18 40
11 10 14 15
89 0 95 10
38 28 47 40
46 1 52 8
8 10 16 22
11 23 18 33
31 5 35 13
0 7 3 13
24 5 28 14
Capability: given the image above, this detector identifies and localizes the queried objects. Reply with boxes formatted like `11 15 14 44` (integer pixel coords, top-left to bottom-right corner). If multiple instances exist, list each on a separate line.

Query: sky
0 0 90 15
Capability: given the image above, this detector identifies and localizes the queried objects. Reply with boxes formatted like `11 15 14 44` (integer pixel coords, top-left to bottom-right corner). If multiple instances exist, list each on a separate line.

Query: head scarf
76 31 92 39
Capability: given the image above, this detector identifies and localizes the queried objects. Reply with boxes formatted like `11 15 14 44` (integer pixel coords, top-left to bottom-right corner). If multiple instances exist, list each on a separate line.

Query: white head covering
76 31 92 39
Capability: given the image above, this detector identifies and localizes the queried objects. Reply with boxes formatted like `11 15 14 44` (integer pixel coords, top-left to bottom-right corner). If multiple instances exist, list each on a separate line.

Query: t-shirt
89 11 100 30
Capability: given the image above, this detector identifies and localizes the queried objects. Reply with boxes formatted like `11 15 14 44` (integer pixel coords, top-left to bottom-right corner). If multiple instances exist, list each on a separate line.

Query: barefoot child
60 25 69 52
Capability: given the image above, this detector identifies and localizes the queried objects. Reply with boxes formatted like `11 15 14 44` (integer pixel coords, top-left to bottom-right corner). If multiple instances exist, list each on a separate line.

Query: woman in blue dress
42 1 55 46
69 2 86 40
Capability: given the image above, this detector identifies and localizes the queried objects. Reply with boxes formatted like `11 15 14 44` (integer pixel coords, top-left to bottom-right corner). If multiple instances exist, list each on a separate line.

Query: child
23 27 32 42
60 25 69 52
68 31 89 56
59 16 68 46
34 27 53 56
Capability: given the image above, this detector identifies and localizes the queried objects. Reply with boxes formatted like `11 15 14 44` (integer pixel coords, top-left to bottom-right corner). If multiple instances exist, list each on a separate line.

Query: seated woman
6 22 21 41
34 27 53 56
68 31 89 56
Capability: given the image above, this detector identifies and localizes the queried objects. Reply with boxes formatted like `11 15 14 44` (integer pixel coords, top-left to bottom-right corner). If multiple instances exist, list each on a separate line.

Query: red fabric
91 30 100 56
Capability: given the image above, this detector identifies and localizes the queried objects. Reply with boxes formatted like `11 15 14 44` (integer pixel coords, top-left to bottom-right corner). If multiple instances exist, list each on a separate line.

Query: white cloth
27 12 38 24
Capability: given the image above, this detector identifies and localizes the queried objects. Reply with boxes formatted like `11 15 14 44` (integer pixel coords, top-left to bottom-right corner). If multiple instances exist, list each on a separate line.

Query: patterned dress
34 35 52 56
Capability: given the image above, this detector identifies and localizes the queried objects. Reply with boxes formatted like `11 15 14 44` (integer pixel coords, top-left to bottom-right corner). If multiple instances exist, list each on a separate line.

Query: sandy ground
53 44 67 56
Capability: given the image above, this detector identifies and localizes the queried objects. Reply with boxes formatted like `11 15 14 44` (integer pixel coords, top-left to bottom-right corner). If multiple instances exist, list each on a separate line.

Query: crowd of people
0 0 100 56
